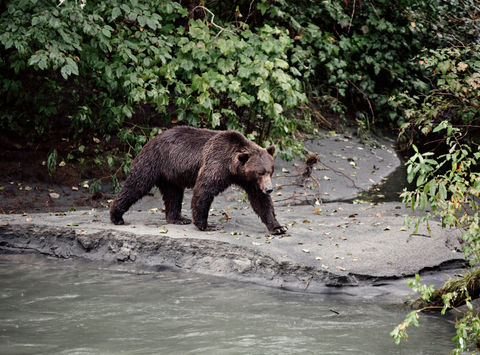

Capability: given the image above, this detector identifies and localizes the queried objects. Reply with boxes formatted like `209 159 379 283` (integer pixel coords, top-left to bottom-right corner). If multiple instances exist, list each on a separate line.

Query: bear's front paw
111 217 125 225
203 224 222 232
270 225 287 235
168 216 192 225
195 222 222 232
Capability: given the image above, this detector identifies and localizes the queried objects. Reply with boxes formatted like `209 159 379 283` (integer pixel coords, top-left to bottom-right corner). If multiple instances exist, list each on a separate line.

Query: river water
0 254 454 355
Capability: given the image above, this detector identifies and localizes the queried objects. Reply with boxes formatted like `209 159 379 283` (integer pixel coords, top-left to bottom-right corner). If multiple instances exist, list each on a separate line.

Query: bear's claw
195 223 222 232
112 218 125 225
271 225 288 235
169 216 192 225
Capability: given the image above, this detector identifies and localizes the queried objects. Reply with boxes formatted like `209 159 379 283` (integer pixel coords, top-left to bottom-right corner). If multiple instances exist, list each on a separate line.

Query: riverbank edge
0 223 466 294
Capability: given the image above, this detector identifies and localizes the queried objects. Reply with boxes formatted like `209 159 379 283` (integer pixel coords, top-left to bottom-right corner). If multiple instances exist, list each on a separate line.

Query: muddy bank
0 199 464 293
0 131 466 292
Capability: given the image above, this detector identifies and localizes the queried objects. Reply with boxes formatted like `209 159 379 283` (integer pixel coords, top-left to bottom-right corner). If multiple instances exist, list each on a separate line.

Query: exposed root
411 268 480 310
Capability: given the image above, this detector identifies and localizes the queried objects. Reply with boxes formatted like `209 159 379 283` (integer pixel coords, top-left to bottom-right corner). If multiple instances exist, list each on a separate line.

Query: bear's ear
266 145 276 157
237 152 250 164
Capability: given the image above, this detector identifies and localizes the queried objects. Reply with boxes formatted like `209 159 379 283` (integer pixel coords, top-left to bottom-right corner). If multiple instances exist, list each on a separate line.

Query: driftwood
410 268 480 311
273 152 359 205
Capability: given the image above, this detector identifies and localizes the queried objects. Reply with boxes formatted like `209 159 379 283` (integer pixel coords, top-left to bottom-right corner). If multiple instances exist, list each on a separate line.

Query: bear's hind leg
110 174 156 225
158 182 191 225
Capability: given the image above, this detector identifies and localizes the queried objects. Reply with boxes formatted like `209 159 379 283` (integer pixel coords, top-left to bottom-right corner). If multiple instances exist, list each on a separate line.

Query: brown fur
110 126 287 234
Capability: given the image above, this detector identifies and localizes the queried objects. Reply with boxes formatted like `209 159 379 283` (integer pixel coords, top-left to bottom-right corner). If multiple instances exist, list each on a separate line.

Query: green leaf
433 120 448 133
211 112 221 128
257 88 271 103
439 183 447 200
101 25 113 38
261 40 274 53
273 103 283 116
47 149 57 177
275 58 289 69
111 7 122 20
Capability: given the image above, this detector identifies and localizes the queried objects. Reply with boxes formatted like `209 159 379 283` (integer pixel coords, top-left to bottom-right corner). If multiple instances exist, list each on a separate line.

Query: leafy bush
0 0 478 177
392 43 480 352
392 126 480 352
0 0 307 164
254 0 433 127
398 44 480 145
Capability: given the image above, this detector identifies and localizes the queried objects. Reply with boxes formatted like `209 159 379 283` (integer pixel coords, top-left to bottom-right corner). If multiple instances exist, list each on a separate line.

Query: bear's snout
260 175 274 195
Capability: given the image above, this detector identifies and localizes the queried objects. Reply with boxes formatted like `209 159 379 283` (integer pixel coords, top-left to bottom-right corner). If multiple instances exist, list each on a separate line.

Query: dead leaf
375 213 382 217
313 208 322 215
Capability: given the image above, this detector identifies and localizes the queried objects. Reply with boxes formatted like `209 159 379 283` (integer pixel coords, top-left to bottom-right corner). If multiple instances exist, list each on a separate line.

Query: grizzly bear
110 126 287 234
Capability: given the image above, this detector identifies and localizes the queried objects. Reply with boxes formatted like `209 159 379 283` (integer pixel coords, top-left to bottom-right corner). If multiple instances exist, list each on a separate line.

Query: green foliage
393 120 480 351
402 122 480 263
0 0 307 164
398 44 480 143
393 29 479 354
0 0 478 182
390 274 435 344
47 149 58 177
407 274 435 302
453 310 480 354
390 310 420 345
253 0 435 125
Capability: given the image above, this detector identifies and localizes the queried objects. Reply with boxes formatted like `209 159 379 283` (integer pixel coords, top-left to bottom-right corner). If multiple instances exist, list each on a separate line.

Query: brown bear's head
237 145 276 194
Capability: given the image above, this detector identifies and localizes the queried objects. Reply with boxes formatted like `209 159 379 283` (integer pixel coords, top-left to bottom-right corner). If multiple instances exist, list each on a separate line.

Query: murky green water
0 254 454 354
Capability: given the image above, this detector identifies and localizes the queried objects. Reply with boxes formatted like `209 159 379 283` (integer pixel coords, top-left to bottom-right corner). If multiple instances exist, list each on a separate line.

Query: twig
348 79 375 125
317 155 360 190
244 0 256 24
273 192 321 205
304 276 313 291
273 151 361 205
347 0 356 33
192 5 234 38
